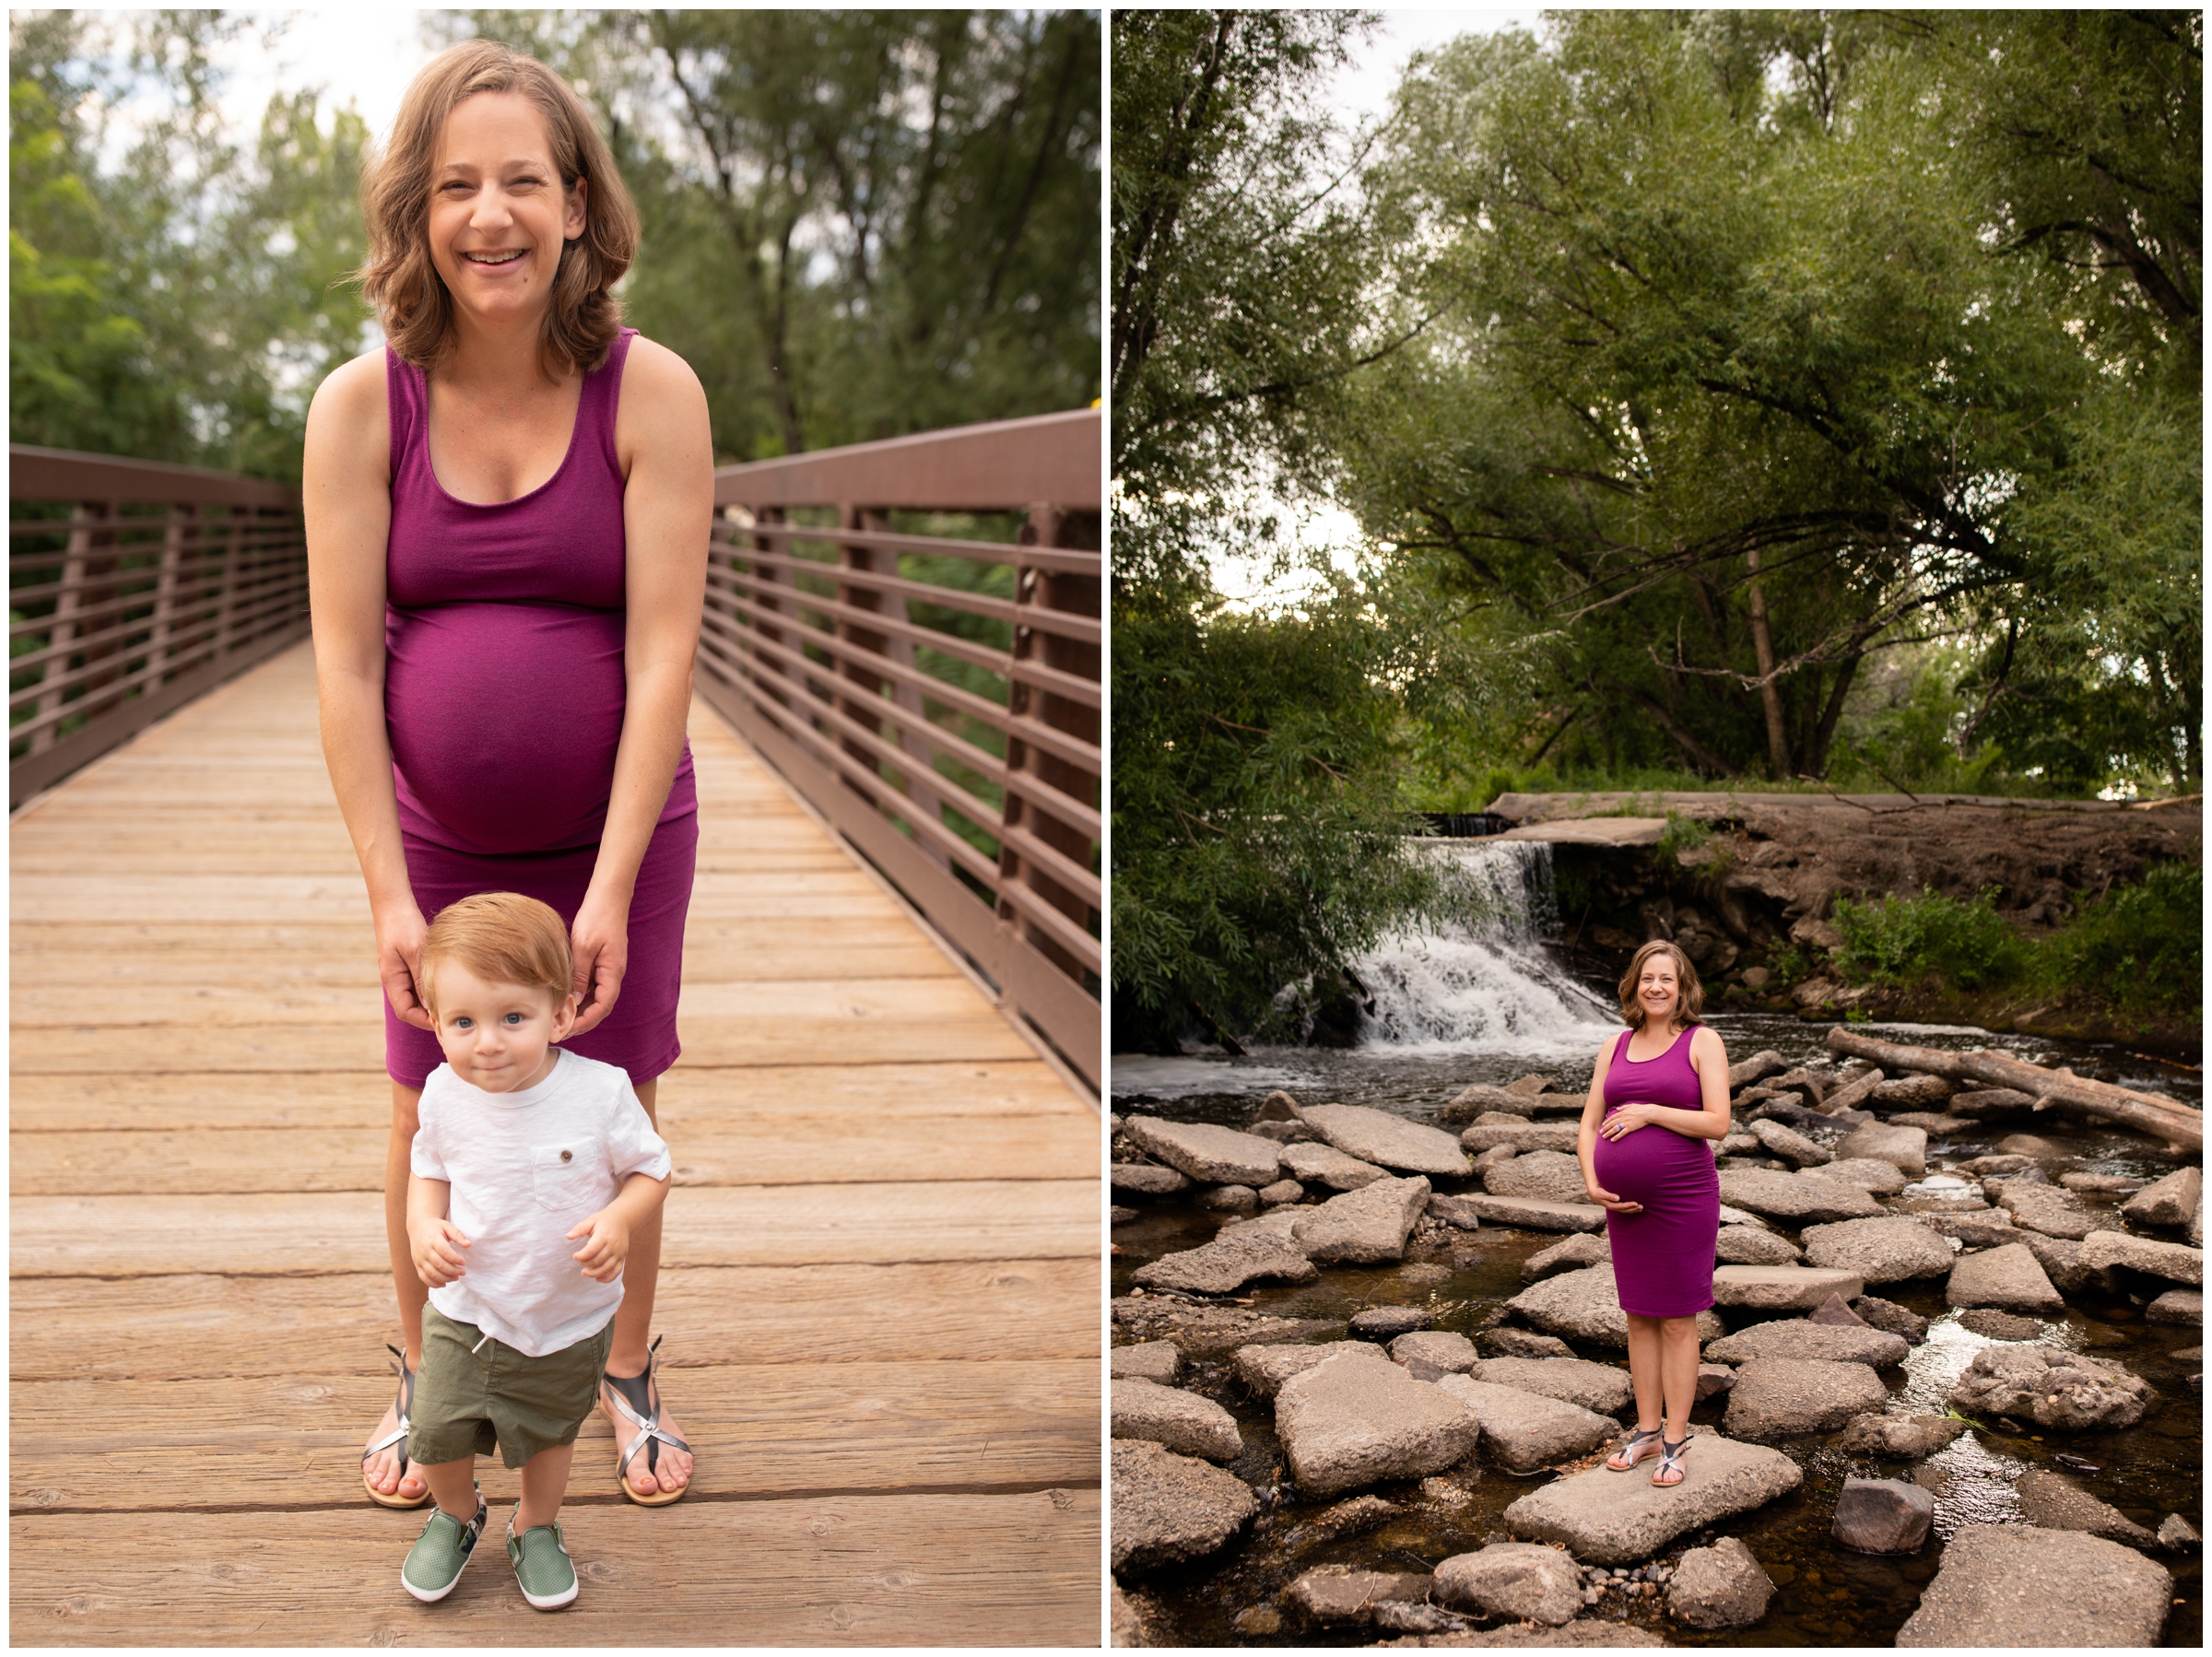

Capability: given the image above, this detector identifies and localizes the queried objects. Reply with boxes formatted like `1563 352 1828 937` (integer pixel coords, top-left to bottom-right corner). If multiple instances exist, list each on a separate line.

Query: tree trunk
1806 652 1863 777
1745 547 1791 780
1824 1027 2202 1151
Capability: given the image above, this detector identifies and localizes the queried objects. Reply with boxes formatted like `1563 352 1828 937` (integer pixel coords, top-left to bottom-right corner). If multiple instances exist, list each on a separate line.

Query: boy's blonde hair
419 892 573 1017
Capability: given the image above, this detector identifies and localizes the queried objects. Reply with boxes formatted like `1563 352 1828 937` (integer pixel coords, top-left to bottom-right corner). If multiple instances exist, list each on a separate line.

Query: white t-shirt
410 1048 673 1357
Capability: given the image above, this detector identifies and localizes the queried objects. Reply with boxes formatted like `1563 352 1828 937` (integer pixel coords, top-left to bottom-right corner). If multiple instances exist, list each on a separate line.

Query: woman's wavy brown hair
1618 939 1704 1031
359 40 637 377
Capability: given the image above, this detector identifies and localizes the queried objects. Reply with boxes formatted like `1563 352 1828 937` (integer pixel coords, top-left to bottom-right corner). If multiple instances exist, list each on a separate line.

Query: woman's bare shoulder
618 335 707 407
1688 1022 1729 1066
304 348 390 485
613 335 709 459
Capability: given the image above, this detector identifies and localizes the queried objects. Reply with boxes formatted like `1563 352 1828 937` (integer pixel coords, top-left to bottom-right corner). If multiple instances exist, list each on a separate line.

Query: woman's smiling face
426 90 585 328
1638 953 1681 1024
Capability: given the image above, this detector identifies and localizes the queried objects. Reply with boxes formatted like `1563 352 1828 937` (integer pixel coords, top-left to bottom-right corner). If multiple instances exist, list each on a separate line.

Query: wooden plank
11 1181 1100 1275
9 1358 1101 1513
9 1061 1094 1132
10 1493 1101 1646
10 1111 1101 1194
9 1259 1100 1380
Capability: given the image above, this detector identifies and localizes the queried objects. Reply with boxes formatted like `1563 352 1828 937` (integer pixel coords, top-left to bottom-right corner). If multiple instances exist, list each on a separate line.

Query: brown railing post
147 502 186 691
832 502 890 810
995 505 1103 990
29 500 108 757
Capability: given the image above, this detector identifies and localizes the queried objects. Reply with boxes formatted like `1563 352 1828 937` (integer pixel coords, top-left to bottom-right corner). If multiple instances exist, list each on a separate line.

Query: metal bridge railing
9 447 311 809
701 409 1101 1088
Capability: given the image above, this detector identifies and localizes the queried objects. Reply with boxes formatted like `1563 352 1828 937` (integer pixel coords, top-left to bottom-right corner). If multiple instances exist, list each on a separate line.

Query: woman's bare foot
602 1367 693 1498
363 1393 428 1502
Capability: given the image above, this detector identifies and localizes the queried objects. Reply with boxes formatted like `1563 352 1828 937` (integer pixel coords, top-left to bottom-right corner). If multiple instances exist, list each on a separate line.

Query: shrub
2036 860 2201 1015
1830 887 2030 992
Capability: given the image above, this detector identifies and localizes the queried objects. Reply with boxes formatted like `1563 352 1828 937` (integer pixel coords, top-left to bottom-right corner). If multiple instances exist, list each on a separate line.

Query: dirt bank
1495 792 2202 1053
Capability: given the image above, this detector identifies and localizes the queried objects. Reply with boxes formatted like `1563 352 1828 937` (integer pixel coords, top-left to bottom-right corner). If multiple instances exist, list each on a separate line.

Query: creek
1111 841 2203 1647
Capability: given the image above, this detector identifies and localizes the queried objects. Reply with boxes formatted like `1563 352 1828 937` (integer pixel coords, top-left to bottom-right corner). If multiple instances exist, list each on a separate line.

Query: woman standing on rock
1577 940 1730 1487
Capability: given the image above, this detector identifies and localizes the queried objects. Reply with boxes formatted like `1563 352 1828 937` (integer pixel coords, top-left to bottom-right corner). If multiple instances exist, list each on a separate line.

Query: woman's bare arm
1578 1034 1641 1212
569 336 712 1033
304 351 431 1028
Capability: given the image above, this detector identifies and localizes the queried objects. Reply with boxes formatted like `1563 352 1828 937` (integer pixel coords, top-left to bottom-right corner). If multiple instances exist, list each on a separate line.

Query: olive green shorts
406 1303 615 1470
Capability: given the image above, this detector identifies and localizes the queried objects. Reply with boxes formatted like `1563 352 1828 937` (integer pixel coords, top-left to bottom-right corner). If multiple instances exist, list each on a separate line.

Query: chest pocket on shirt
530 1141 602 1215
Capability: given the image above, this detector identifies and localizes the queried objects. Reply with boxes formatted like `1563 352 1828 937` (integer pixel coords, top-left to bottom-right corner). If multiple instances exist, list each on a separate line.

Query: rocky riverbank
1109 1035 2203 1646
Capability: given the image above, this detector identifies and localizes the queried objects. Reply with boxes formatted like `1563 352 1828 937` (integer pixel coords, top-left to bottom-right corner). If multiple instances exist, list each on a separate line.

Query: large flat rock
1816 1157 1909 1194
2015 1467 2159 1546
1799 1216 1956 1284
1110 1440 1257 1575
1233 1340 1370 1398
1895 1524 2171 1647
1834 1122 1926 1178
1484 1149 1595 1207
1722 1357 1888 1438
1460 1121 1581 1154
1503 1433 1804 1565
1710 1264 1865 1310
1131 1226 1318 1295
2079 1228 2203 1285
1463 1194 1607 1234
1947 1344 2156 1431
1302 1104 1473 1178
1433 1376 1618 1473
1465 1356 1634 1416
1717 1169 1885 1223
1280 1139 1391 1191
1112 1162 1193 1195
1716 1224 1801 1264
1432 1542 1585 1627
1122 1116 1283 1187
1498 816 1667 846
1293 1175 1433 1264
1702 1320 1909 1369
1997 1182 2099 1240
2123 1166 2203 1229
1111 1379 1243 1462
1506 1265 1723 1348
1944 1241 2064 1312
1277 1349 1482 1498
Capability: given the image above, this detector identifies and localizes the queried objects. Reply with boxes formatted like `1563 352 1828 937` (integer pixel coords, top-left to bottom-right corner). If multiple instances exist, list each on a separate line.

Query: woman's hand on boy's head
409 1217 471 1287
568 1206 631 1283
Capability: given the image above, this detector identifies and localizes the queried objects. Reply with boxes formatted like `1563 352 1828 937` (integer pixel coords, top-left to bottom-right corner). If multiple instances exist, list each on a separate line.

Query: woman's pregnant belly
1591 1108 1715 1207
386 602 626 854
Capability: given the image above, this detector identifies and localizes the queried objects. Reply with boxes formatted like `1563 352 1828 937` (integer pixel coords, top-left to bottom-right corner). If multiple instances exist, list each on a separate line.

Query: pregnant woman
305 41 711 1508
1578 939 1731 1487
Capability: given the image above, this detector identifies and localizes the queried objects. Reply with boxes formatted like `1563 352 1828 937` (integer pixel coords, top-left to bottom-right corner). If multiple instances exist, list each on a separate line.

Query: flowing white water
1351 839 1620 1054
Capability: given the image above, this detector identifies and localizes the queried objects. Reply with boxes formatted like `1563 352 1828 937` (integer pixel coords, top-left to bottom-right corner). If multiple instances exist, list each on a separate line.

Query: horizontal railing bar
994 817 1104 915
8 588 305 716
8 544 305 606
9 445 303 508
1008 656 1101 711
712 407 1100 512
719 520 1100 577
8 564 306 640
703 592 1101 781
721 546 1100 647
712 567 1012 681
721 625 1018 793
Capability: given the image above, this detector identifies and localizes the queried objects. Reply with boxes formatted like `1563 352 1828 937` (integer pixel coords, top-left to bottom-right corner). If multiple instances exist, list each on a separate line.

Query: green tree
8 12 374 479
1345 10 2197 793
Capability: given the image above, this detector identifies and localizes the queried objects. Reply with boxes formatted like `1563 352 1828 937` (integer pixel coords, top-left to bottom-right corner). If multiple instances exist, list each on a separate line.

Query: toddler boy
398 891 672 1610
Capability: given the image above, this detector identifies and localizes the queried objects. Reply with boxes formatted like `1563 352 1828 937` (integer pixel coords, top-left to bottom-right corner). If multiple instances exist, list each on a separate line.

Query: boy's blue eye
504 1012 524 1026
454 1017 473 1029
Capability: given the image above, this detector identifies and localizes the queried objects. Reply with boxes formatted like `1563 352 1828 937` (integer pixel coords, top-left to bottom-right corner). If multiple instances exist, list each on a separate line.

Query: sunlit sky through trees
1208 8 1539 616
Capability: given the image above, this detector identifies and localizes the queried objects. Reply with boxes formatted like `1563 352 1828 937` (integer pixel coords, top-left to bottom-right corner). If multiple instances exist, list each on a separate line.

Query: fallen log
1825 1028 2202 1153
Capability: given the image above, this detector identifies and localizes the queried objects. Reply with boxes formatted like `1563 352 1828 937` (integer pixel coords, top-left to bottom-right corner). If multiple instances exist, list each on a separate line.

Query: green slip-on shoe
506 1516 579 1610
401 1487 487 1603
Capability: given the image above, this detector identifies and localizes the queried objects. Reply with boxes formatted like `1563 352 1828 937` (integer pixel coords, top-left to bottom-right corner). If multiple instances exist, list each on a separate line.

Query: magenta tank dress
382 328 697 1088
1592 1026 1720 1317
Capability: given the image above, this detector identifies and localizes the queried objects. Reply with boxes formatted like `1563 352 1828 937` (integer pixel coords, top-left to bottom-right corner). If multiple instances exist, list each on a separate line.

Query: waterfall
1351 839 1619 1052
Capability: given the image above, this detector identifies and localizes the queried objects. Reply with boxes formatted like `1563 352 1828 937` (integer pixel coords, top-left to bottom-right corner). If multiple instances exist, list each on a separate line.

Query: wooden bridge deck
9 641 1102 1646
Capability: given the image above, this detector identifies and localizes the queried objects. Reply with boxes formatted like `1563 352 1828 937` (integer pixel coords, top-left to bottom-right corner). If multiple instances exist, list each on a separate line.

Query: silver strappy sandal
363 1342 431 1509
1652 1432 1693 1487
1606 1428 1664 1472
602 1334 693 1506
